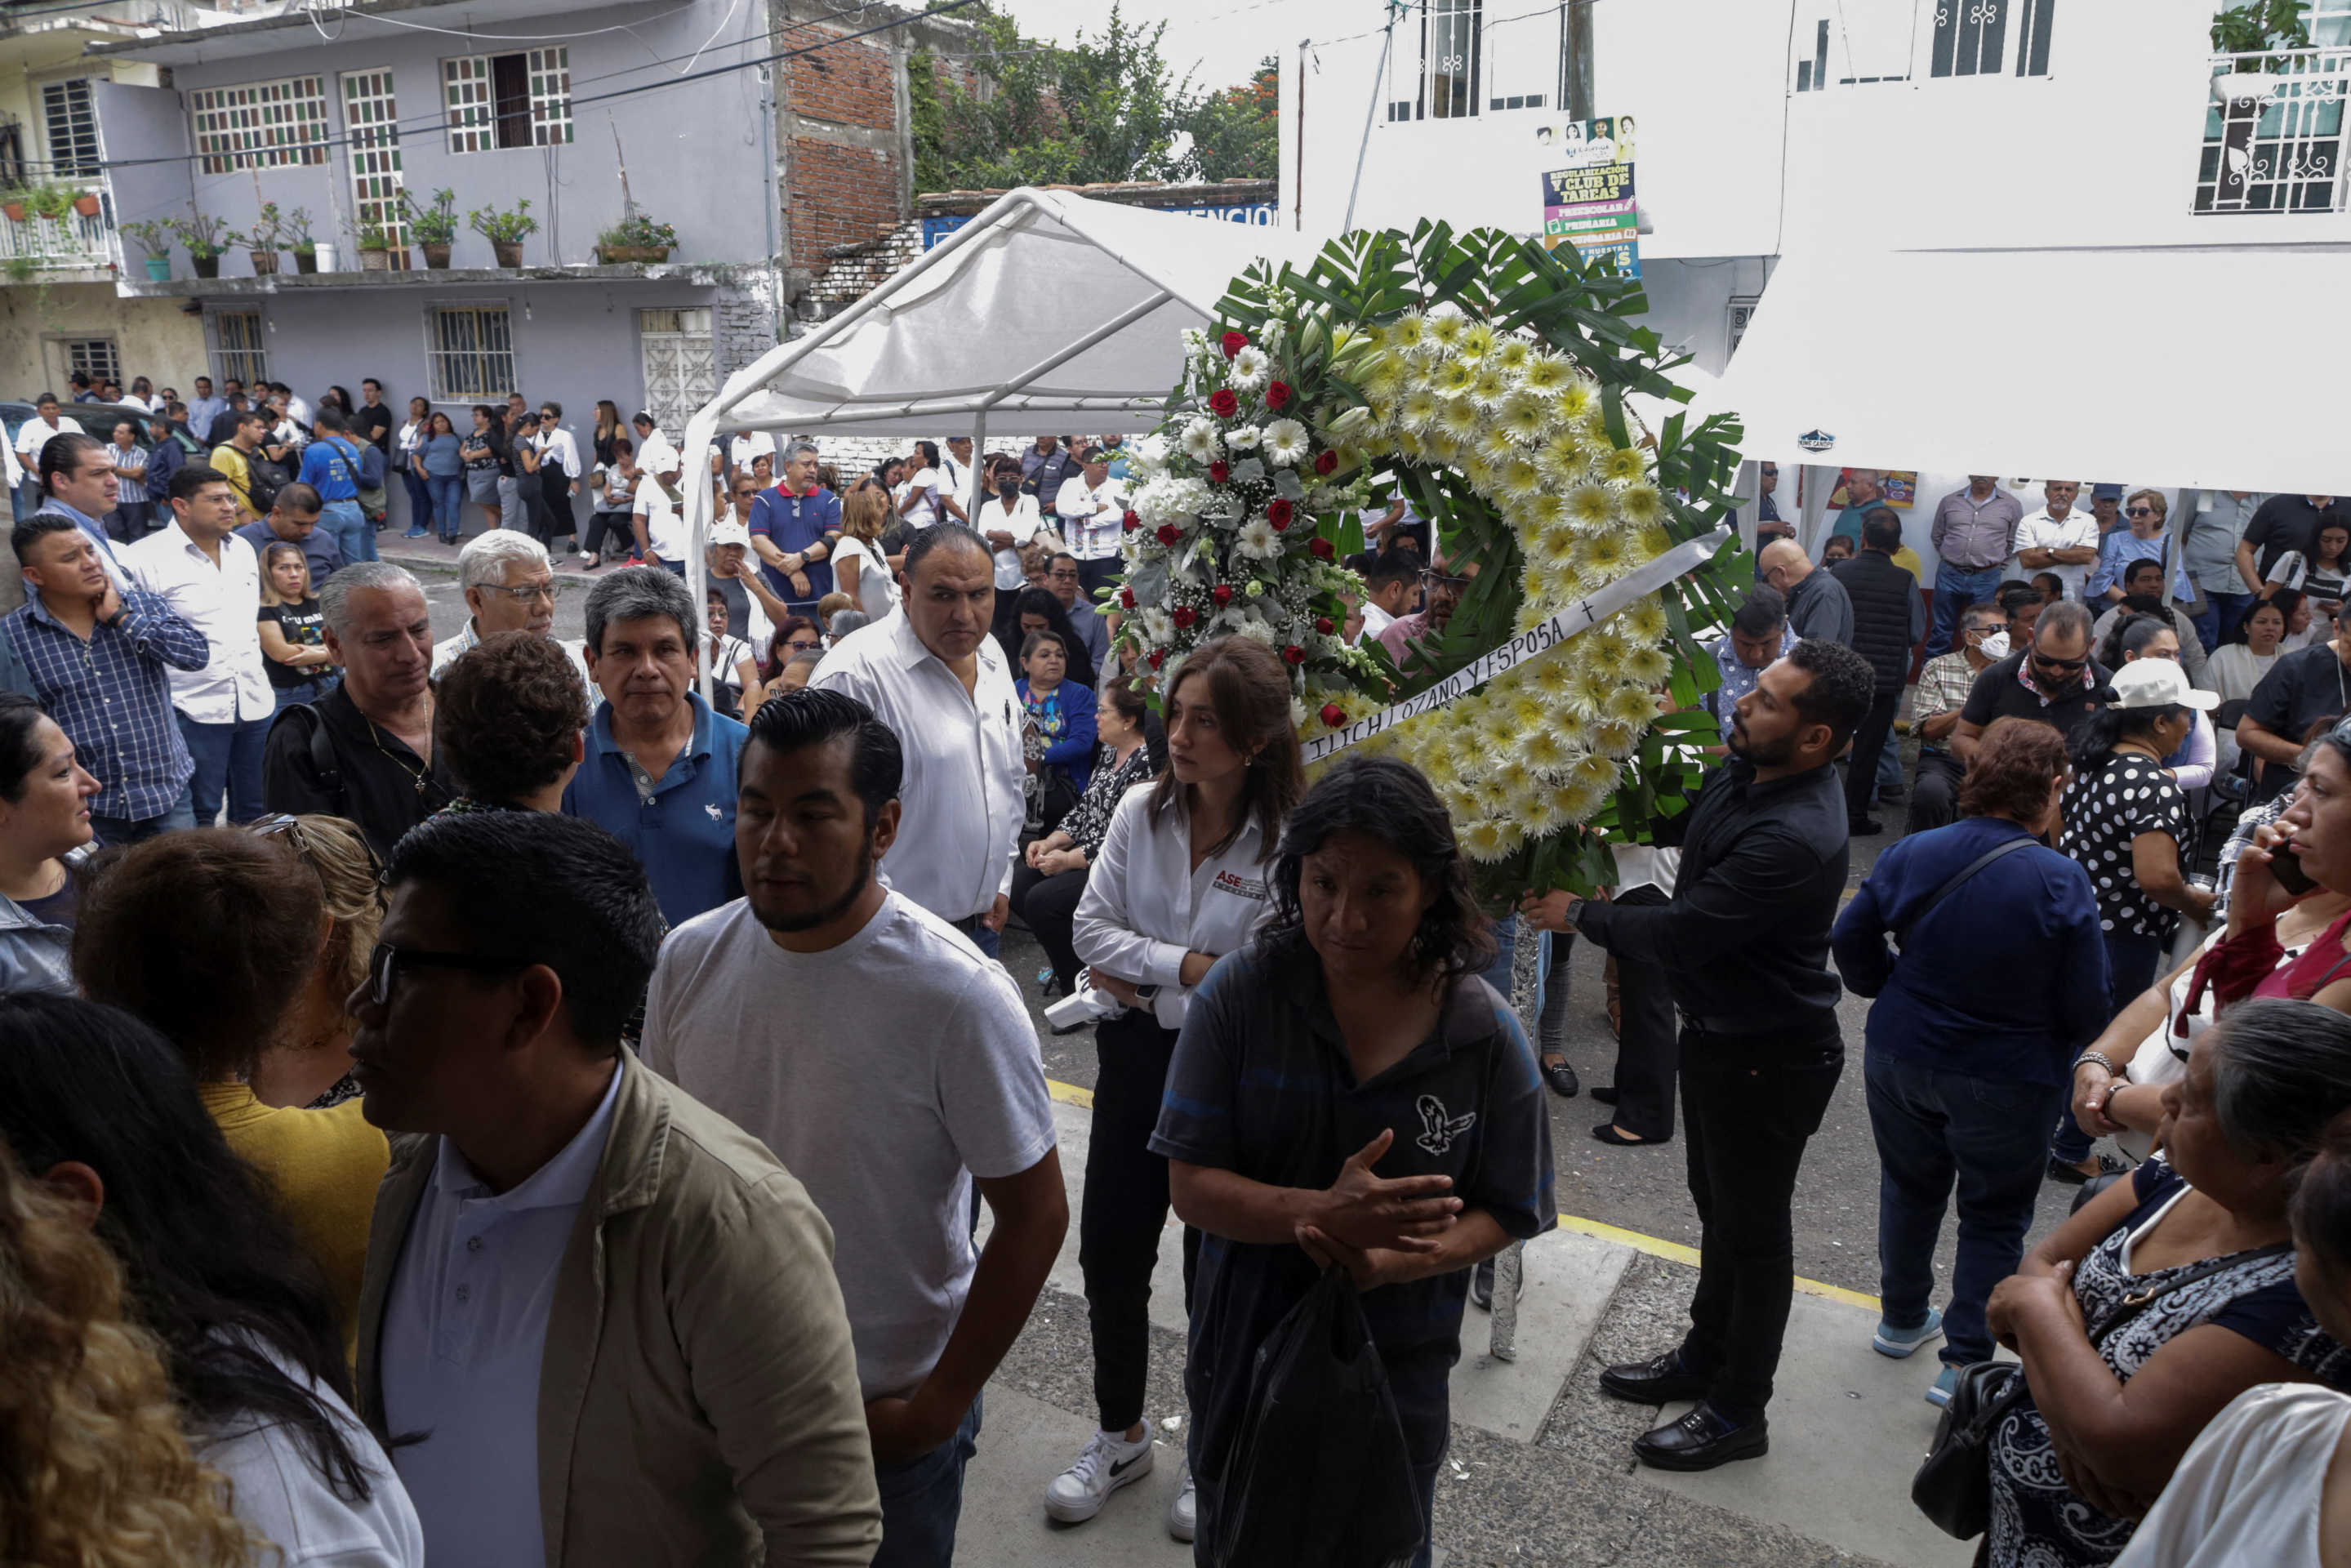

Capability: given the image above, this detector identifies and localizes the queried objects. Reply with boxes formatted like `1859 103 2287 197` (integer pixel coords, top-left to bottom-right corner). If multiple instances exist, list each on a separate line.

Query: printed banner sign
1538 114 1641 283
1300 527 1730 767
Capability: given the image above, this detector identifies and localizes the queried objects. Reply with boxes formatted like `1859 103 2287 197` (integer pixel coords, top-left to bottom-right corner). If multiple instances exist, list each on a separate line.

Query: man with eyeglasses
2007 480 2099 602
349 809 882 1568
1377 550 1480 678
1044 550 1111 672
1752 462 1792 565
1926 476 2023 657
1951 599 2106 766
1757 540 1853 646
1907 601 2008 834
430 531 593 698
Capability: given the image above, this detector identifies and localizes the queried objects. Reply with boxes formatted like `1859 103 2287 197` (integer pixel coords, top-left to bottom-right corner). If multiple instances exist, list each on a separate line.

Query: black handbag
1911 1240 2293 1539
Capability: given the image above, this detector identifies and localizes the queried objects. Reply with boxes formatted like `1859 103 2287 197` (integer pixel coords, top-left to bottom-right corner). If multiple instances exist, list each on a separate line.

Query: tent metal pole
681 404 721 705
969 408 989 517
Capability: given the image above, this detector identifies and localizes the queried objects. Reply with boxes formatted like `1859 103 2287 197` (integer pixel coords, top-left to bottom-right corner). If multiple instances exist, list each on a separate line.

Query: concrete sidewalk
964 1097 1976 1567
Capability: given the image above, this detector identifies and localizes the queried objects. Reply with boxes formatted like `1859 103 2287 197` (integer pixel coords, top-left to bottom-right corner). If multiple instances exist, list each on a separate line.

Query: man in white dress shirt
810 524 1024 957
15 392 85 518
429 529 594 695
1053 447 1128 604
2007 479 2101 602
125 462 274 823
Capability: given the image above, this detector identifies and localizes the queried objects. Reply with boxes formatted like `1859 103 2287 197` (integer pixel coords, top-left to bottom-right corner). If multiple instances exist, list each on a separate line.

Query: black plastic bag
1208 1267 1425 1568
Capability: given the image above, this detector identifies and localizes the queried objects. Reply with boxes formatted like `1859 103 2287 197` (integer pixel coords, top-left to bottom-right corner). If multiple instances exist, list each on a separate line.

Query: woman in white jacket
1044 635 1302 1542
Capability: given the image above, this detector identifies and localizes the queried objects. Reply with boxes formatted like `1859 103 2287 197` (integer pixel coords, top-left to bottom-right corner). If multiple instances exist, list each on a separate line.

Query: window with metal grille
1420 0 1481 119
212 310 268 389
443 48 572 152
41 79 100 179
189 77 329 174
425 305 516 402
64 339 119 384
341 69 409 265
638 308 715 436
1930 2 2007 77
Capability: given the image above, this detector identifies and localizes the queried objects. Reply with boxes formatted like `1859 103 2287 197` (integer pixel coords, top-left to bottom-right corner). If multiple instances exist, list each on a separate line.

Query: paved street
393 531 2098 1562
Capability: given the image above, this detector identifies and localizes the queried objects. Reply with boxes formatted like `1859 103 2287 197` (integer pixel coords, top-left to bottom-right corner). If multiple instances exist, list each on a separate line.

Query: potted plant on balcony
170 212 231 279
468 198 535 269
595 210 676 265
244 203 285 275
404 188 458 269
356 223 399 273
0 187 27 223
284 207 319 273
120 219 172 282
27 183 78 224
2211 0 2311 98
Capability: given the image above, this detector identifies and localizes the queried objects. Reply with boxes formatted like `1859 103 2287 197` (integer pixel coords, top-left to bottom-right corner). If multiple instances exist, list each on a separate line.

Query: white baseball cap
709 520 752 548
2108 657 2220 712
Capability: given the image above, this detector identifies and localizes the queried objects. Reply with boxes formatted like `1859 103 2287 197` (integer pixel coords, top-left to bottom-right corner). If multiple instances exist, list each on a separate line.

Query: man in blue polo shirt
563 568 748 925
746 439 840 619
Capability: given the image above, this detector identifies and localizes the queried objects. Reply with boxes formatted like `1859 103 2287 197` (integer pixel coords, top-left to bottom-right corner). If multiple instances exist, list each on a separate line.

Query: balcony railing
2197 46 2351 214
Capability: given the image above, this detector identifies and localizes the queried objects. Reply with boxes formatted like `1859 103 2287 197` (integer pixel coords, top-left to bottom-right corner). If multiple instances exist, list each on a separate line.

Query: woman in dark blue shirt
1153 754 1555 1567
1832 715 2109 1407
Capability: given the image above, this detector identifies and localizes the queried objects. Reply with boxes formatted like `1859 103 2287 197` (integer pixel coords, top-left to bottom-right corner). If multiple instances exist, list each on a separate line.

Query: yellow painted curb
1043 1080 1881 1312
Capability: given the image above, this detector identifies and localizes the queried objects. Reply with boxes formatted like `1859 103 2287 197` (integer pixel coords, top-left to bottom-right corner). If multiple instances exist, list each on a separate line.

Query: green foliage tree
1187 56 1279 182
2211 0 2310 54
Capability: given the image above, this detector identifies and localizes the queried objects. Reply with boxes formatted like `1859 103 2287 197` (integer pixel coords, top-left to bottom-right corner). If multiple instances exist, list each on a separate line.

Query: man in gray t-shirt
642 687 1065 1567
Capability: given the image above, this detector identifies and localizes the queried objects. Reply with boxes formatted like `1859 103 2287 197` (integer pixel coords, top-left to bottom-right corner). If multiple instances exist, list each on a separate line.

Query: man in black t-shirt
2239 609 2351 802
2236 493 2347 589
353 377 394 457
1952 599 2106 765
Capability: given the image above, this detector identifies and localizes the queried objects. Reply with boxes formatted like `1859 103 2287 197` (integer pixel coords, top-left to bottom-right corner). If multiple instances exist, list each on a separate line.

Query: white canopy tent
674 187 1322 688
1690 243 2351 497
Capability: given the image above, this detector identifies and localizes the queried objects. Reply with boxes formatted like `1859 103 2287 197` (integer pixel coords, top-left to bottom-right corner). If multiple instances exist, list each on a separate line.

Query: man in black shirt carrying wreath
1537 639 1874 1472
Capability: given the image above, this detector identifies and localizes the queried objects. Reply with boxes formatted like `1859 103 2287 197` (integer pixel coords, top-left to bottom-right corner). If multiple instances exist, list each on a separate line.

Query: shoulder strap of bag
1896 836 2037 947
2086 1239 2293 1348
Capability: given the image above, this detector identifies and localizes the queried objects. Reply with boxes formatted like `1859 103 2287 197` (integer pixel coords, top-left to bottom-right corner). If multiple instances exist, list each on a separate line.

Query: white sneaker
1042 1429 1155 1524
1166 1463 1196 1543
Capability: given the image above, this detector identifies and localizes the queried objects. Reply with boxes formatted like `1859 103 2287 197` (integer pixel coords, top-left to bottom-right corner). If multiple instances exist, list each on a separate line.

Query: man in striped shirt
3 512 207 842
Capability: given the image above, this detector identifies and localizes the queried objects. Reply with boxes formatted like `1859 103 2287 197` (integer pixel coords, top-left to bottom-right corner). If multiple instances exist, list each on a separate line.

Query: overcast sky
991 0 1376 97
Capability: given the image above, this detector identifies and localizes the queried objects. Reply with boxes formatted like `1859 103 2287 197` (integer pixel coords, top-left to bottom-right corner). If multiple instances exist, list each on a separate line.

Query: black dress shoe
1592 1086 1619 1106
1849 816 1885 837
1539 1056 1579 1098
1877 782 1906 803
1632 1401 1770 1472
1599 1351 1712 1405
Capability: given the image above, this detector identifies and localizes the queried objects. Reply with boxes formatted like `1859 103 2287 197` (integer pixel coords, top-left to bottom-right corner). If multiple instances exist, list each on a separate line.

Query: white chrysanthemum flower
1625 644 1672 685
1536 430 1588 483
1361 353 1409 401
1476 424 1522 470
1498 390 1549 443
1570 749 1619 792
1493 339 1533 375
1459 818 1509 862
1427 312 1466 349
1625 598 1670 643
1398 390 1442 434
1619 483 1667 528
1555 379 1596 420
1456 321 1496 363
1602 444 1649 483
1471 365 1511 408
1181 419 1221 463
1436 398 1482 444
1586 627 1631 667
1554 780 1605 822
1389 311 1426 350
1633 523 1674 559
1577 530 1629 573
1262 419 1311 466
1228 345 1271 390
1521 353 1572 392
1434 358 1477 396
1521 492 1567 532
1234 519 1282 560
1516 786 1566 839
1497 458 1543 505
1536 559 1587 605
1231 617 1277 648
1566 669 1614 717
1592 717 1642 760
1566 482 1617 527
1531 519 1580 567
1529 657 1578 700
1605 683 1659 729
1224 423 1262 451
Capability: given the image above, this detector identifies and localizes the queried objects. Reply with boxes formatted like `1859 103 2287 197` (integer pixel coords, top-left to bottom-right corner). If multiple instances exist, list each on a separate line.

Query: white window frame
1421 0 1481 120
40 78 101 180
212 309 268 390
341 69 409 265
424 303 517 403
443 47 572 154
190 76 330 175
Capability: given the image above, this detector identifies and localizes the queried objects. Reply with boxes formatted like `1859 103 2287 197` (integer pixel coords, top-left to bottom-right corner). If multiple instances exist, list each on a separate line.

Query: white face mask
1981 630 2012 661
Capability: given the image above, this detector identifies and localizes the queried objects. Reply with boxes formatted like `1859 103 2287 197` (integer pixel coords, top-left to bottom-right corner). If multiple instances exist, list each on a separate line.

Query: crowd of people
7 399 2351 1568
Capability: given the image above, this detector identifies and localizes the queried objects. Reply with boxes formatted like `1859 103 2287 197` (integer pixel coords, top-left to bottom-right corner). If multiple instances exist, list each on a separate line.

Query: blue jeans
320 498 373 564
176 710 272 824
1481 912 1550 1021
400 469 434 534
870 1396 980 1568
89 784 196 846
2202 589 2256 653
2050 929 2166 1165
271 676 334 713
427 474 464 537
1866 1050 2062 1367
946 912 1002 960
1878 742 1904 792
1928 562 2004 657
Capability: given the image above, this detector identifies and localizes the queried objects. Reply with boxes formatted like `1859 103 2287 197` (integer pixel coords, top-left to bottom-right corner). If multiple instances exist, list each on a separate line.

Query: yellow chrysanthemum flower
1634 523 1674 559
1390 312 1426 349
1498 390 1550 443
1535 559 1587 605
1606 682 1660 729
1534 519 1580 566
1471 366 1511 408
1578 529 1629 574
1427 312 1466 347
1493 339 1533 374
1435 357 1477 395
1517 726 1572 773
1555 780 1605 822
1459 819 1511 862
1399 389 1441 433
1624 597 1670 643
1476 424 1523 469
1566 482 1617 527
1521 353 1573 392
1436 398 1483 444
1602 444 1649 483
1521 492 1568 532
1529 657 1578 699
1570 749 1619 792
1625 644 1672 685
1555 379 1596 419
1456 321 1496 363
1619 483 1667 528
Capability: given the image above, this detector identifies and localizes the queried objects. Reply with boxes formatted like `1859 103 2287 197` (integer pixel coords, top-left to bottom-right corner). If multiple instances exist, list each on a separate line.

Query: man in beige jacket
348 810 880 1566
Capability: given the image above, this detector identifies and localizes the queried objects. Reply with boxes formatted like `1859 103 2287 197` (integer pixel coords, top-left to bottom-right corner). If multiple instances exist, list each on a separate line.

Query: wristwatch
1559 895 1587 930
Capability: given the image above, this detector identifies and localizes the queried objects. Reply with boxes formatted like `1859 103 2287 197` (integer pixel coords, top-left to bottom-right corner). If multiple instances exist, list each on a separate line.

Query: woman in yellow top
73 827 389 1362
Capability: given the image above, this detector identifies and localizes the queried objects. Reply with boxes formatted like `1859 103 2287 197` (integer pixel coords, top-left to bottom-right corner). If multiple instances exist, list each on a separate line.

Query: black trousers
1676 1042 1843 1419
1607 886 1679 1141
1907 752 1966 837
1843 688 1903 824
585 510 633 557
1011 863 1088 991
1082 1008 1198 1433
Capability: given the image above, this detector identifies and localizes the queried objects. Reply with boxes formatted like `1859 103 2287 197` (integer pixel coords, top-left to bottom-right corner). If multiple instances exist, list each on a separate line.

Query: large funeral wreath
1114 222 1749 897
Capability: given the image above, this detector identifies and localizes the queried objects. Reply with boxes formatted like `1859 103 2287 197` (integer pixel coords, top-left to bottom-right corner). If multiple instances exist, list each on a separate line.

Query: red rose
1212 584 1234 607
1320 702 1347 728
1209 461 1231 484
1265 381 1293 411
1120 586 1136 609
1147 649 1165 669
1155 523 1182 546
1121 509 1141 532
1308 537 1335 559
1314 449 1339 476
1266 498 1293 530
1282 645 1307 666
1220 330 1248 359
1172 605 1198 630
1315 616 1334 635
1209 389 1239 418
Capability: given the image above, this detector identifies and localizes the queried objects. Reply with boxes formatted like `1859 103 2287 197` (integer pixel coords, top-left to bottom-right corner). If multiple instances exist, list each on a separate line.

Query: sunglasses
2032 652 2090 673
363 942 530 1009
2126 506 2156 518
